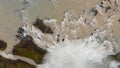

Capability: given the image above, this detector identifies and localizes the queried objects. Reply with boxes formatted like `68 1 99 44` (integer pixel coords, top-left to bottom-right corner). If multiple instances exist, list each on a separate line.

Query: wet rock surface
112 53 120 62
0 40 7 50
16 27 25 40
0 0 120 67
33 18 53 34
90 8 98 16
13 35 47 64
0 55 35 68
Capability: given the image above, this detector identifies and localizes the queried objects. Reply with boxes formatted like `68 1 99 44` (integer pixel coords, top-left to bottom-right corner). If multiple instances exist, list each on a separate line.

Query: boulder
33 18 53 34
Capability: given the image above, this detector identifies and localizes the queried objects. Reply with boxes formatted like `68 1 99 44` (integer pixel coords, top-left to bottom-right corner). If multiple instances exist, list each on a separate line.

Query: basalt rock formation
13 35 47 64
16 27 25 40
0 40 7 50
33 18 53 34
0 55 35 68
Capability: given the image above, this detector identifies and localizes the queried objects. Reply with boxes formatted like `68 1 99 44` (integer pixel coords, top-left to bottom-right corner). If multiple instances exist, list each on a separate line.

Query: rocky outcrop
111 53 120 62
0 55 35 68
90 8 98 16
16 27 25 40
33 18 53 34
0 40 7 50
13 35 47 64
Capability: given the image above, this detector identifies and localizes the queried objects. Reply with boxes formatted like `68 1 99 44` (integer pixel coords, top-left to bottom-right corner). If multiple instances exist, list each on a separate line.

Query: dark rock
17 27 24 34
90 8 98 16
23 0 29 5
0 40 7 50
98 1 104 8
105 6 111 13
108 0 112 4
114 53 120 62
33 18 53 34
111 53 120 62
16 27 24 40
0 55 35 68
57 38 59 42
62 38 65 42
16 34 23 40
118 19 120 22
13 35 47 64
118 65 120 68
57 34 60 42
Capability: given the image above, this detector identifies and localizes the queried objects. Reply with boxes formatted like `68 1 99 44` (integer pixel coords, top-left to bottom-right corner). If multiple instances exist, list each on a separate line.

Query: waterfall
14 0 120 68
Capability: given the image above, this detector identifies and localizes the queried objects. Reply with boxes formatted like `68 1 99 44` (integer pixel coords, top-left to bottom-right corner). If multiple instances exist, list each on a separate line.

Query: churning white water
0 0 120 68
38 37 116 68
15 0 120 68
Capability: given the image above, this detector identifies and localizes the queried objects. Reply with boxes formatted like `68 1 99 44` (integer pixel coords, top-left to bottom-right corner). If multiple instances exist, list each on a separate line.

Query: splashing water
15 0 120 68
38 36 116 68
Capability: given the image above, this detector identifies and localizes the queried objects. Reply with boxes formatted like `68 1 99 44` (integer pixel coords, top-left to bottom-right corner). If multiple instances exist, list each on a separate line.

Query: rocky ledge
13 35 47 64
33 18 53 34
0 40 7 50
0 55 35 68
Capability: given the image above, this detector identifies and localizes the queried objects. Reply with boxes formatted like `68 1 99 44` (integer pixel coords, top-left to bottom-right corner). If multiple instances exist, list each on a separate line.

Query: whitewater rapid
38 36 116 68
16 0 120 68
0 0 120 68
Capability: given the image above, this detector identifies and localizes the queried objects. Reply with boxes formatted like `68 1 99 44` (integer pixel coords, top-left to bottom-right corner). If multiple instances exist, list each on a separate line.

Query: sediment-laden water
0 0 120 68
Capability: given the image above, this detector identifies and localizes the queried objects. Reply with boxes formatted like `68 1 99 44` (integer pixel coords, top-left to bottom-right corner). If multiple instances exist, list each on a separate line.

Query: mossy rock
13 35 47 64
0 62 6 68
0 40 7 50
0 55 35 68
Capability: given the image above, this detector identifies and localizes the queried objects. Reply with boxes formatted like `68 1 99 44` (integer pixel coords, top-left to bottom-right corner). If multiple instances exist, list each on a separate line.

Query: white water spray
37 36 117 68
14 0 120 68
